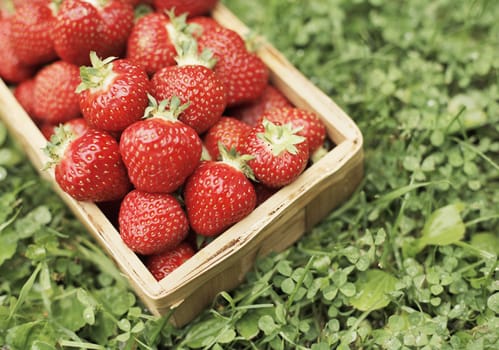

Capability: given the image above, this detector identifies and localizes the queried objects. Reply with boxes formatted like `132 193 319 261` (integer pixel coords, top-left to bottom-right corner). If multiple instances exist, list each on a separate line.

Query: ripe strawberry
40 118 90 140
44 127 130 202
196 24 246 56
151 39 226 134
9 0 57 66
203 116 252 160
119 95 202 193
52 0 134 66
77 52 150 132
0 15 35 84
117 0 142 6
243 119 309 188
230 85 292 126
14 78 37 120
126 13 177 75
188 16 222 37
154 0 219 17
33 60 82 124
196 25 268 106
119 190 189 255
184 146 257 237
254 182 277 206
12 0 46 9
257 107 326 154
146 242 195 281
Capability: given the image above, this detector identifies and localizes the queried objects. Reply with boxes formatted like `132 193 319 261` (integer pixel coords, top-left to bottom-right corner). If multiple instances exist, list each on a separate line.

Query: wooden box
0 4 363 326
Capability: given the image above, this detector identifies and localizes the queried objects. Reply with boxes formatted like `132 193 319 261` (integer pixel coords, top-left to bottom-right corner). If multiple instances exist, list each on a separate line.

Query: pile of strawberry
0 0 329 281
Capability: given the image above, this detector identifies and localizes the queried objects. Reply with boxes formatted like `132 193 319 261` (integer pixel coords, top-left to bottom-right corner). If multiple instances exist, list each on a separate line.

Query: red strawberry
257 107 326 154
77 52 150 132
151 39 226 134
14 78 37 119
243 119 309 188
196 24 246 56
40 124 57 141
12 0 46 9
119 190 189 255
230 85 292 126
9 0 57 66
188 16 222 37
254 182 277 206
126 13 177 75
219 50 269 107
154 0 219 17
119 95 202 193
203 116 252 160
0 15 35 84
146 242 195 281
44 127 130 202
117 0 142 6
184 146 257 237
197 25 268 106
40 118 90 140
33 60 82 124
52 0 134 66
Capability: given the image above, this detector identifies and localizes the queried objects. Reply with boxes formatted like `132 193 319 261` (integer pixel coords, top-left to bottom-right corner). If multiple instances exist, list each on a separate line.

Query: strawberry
33 60 82 124
254 182 277 206
151 38 226 134
196 26 268 106
203 116 252 160
12 0 46 9
119 95 202 193
40 118 90 140
77 52 150 132
9 0 57 66
119 190 189 255
154 0 219 17
126 13 177 75
243 119 309 188
52 0 134 66
14 78 37 120
257 107 326 154
184 145 257 237
0 15 35 84
44 127 130 202
196 24 247 56
188 16 222 37
40 124 58 141
146 242 195 281
126 10 199 75
230 85 292 126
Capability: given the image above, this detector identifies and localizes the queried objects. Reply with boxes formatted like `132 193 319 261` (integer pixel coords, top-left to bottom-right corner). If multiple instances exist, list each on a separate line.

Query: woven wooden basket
0 3 364 327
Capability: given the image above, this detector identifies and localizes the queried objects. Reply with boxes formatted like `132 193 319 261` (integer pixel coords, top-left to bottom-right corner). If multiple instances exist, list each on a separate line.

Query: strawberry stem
143 94 190 121
218 143 256 181
174 37 217 69
49 0 63 15
76 51 117 94
43 125 78 169
257 119 306 156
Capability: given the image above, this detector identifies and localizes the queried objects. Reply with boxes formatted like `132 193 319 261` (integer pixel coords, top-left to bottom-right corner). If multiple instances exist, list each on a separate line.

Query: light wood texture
0 3 364 327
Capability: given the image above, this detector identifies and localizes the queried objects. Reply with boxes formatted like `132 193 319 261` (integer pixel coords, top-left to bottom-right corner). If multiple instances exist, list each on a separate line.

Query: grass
0 0 498 348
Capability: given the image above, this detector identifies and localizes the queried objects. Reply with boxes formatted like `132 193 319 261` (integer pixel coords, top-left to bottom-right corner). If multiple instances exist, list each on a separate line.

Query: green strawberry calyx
76 51 118 94
165 11 190 44
81 0 108 10
143 94 190 122
49 0 63 15
218 143 256 181
43 125 78 169
257 119 306 156
175 37 217 69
